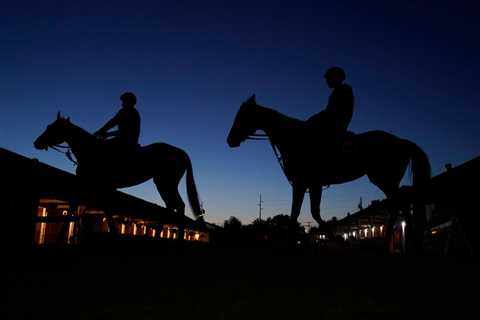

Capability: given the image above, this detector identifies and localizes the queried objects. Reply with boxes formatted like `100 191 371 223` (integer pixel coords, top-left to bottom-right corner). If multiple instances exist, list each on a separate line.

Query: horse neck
255 105 300 151
63 122 95 162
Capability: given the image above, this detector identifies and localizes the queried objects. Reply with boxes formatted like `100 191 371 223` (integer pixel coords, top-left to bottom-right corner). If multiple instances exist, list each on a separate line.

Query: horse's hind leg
374 182 399 255
309 185 323 225
153 177 186 241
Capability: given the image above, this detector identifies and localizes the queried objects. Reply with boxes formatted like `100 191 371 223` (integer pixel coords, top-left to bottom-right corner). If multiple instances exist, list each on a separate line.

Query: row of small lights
342 223 408 241
105 219 201 241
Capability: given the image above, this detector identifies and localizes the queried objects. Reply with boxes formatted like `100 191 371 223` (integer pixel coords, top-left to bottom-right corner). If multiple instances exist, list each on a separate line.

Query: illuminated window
194 233 200 241
120 224 125 234
133 224 137 236
152 229 156 237
37 207 48 245
67 222 75 244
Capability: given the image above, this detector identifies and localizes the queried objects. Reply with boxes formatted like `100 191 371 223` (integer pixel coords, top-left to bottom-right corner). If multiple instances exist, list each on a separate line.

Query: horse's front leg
310 185 335 241
289 184 307 244
309 185 323 226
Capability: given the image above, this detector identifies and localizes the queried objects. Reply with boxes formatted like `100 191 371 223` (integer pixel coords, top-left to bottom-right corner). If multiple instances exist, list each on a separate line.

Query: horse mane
64 119 95 139
254 104 305 132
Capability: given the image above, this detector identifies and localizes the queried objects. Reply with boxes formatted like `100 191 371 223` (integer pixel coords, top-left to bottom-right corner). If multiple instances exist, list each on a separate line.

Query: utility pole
258 193 264 220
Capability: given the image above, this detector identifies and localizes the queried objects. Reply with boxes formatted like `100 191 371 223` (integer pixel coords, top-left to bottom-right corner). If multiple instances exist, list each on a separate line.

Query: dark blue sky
2 0 479 225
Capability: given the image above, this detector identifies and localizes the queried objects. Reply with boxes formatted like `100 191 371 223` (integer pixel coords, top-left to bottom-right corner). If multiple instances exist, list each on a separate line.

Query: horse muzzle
227 137 240 148
33 139 47 150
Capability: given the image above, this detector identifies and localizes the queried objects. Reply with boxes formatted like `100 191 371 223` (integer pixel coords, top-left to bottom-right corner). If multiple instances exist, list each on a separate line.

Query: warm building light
380 225 384 235
120 224 125 234
194 233 200 241
133 224 137 235
152 229 156 237
38 207 47 245
343 233 348 241
62 210 68 216
431 230 438 235
167 229 171 239
371 226 376 238
364 228 368 238
160 230 164 238
67 222 75 244
144 226 147 235
352 231 356 238
39 207 47 217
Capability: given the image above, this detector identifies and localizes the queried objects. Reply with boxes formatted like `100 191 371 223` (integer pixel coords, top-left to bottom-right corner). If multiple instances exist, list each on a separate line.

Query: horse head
34 112 71 150
227 94 259 147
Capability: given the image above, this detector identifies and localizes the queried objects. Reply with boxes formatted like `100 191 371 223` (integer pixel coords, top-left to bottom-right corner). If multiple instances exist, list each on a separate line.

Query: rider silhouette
94 92 141 154
306 66 354 153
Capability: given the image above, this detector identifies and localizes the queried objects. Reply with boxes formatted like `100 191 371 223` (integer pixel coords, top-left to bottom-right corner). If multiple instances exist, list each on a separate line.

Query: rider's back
324 83 354 133
116 107 141 147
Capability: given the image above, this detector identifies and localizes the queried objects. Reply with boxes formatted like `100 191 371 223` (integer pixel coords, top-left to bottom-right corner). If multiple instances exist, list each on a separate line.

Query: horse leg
383 202 397 255
309 184 333 242
154 177 186 243
412 202 426 255
289 184 307 246
309 185 323 226
57 198 79 244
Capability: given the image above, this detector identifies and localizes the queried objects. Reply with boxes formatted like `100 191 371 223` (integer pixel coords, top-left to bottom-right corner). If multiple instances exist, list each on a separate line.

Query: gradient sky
2 0 479 225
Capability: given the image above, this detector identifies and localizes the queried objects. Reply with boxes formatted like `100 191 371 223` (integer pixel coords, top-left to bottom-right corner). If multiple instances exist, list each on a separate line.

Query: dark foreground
5 241 479 320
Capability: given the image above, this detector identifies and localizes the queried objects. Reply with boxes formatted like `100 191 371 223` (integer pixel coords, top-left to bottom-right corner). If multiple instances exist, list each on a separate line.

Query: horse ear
247 94 256 104
57 111 61 119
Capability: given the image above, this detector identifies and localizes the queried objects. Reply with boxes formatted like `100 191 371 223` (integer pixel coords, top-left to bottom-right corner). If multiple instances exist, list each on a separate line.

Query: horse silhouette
227 95 431 252
34 113 204 234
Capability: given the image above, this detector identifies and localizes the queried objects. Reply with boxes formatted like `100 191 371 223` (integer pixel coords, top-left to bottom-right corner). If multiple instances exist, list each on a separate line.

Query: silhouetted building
333 156 480 255
0 147 209 248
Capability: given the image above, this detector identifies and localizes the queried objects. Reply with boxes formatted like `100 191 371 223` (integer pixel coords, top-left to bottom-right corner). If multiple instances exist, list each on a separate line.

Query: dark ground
5 241 479 320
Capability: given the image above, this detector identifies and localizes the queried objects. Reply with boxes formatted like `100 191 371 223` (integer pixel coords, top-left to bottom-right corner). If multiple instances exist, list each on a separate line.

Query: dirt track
6 243 479 319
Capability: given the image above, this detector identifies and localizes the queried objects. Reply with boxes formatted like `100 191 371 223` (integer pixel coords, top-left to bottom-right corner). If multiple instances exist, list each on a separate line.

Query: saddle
341 131 356 154
94 139 142 168
305 127 357 159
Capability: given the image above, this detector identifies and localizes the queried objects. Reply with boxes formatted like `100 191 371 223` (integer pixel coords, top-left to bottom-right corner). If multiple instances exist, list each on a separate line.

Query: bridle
49 143 78 166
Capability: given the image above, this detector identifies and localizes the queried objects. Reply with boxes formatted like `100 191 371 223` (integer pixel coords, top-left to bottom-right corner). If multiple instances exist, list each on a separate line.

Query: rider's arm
94 110 121 137
102 130 120 138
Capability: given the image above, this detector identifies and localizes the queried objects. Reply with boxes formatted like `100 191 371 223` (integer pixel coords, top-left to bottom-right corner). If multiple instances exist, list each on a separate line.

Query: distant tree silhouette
223 216 242 230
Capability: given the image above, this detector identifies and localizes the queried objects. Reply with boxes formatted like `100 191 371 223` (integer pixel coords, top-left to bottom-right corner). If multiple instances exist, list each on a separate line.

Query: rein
247 133 330 192
50 144 78 166
248 133 290 185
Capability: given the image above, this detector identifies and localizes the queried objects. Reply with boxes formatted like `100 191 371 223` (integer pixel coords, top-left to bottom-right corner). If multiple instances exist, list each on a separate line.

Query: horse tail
404 139 431 187
184 152 204 218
